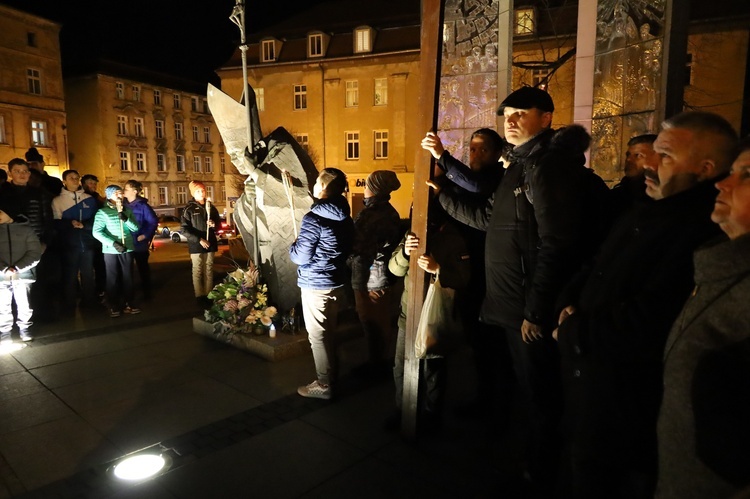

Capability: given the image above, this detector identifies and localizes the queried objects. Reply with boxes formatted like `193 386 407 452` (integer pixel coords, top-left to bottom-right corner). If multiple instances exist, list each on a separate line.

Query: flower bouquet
204 263 278 337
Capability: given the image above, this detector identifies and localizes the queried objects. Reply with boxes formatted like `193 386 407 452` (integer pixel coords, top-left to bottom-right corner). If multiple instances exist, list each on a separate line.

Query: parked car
170 220 236 245
156 215 181 237
216 219 237 243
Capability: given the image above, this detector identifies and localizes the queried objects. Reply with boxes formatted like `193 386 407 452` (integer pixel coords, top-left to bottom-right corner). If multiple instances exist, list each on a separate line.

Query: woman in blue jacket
290 168 354 400
123 180 158 301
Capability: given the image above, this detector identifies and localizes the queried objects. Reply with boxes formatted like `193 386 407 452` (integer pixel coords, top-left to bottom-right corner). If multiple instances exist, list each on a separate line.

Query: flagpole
230 0 260 269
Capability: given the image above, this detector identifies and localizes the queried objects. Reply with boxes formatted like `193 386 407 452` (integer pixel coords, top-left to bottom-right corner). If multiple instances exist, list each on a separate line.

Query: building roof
64 59 208 95
221 0 420 69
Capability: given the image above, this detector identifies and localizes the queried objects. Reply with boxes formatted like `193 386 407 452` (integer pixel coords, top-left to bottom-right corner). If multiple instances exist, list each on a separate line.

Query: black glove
118 212 128 221
112 241 126 253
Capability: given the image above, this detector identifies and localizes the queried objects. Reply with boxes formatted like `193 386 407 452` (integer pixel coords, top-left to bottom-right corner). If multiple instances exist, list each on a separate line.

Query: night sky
3 0 328 85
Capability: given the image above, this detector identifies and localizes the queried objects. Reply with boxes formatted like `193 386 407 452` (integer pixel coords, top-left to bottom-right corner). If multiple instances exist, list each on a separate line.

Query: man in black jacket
438 87 593 492
554 111 739 498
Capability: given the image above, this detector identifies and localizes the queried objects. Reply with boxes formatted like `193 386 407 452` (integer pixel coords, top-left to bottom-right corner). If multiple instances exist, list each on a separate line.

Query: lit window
155 120 164 139
176 154 185 173
295 133 309 152
173 93 181 109
206 185 214 201
116 82 124 99
204 156 213 173
374 130 389 159
220 155 226 173
221 185 226 201
120 151 131 171
203 127 210 143
157 153 166 172
31 120 47 146
685 52 694 86
192 126 200 142
309 33 323 57
134 117 144 137
0 115 6 143
174 123 183 140
136 152 146 172
117 115 128 136
346 131 360 160
532 69 549 90
153 90 162 105
515 8 535 35
374 78 388 106
261 40 276 62
354 28 372 53
255 88 265 112
191 97 199 112
193 156 201 173
132 85 140 101
27 68 41 95
294 84 307 110
159 186 169 205
142 186 150 201
177 186 188 204
345 80 359 107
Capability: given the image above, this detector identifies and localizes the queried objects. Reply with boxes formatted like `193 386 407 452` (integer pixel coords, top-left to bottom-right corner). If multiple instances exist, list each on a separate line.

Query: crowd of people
0 149 222 344
288 87 750 498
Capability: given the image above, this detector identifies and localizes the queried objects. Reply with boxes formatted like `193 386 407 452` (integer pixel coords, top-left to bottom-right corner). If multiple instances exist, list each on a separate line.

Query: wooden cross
400 0 444 440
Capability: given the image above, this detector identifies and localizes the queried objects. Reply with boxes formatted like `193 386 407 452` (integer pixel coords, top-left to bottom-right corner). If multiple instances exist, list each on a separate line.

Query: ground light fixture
107 445 174 483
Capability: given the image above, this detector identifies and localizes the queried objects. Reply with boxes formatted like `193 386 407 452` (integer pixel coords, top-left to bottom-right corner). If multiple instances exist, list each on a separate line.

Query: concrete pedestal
193 317 310 362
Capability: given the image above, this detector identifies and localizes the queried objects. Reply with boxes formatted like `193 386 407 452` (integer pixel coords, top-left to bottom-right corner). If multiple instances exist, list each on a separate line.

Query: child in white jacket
0 203 42 345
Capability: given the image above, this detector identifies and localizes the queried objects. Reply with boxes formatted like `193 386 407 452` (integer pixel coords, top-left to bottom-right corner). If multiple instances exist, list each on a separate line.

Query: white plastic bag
414 276 462 359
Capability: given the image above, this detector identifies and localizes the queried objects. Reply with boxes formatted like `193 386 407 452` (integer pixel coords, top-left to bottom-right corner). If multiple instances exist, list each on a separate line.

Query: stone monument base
193 317 310 362
193 313 365 362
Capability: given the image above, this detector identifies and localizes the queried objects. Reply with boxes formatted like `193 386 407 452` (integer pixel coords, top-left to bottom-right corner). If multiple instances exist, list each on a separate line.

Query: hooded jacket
0 215 42 283
290 194 354 290
349 195 402 291
92 202 139 254
181 199 221 254
52 188 98 251
439 125 593 330
124 196 158 252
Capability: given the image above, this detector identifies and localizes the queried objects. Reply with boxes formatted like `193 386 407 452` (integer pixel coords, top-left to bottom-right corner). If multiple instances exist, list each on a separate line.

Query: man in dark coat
554 111 739 498
422 128 506 418
438 87 594 492
349 170 403 377
609 134 657 221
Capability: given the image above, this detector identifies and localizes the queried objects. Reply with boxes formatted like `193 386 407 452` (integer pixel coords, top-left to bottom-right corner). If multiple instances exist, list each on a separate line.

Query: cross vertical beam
400 0 445 441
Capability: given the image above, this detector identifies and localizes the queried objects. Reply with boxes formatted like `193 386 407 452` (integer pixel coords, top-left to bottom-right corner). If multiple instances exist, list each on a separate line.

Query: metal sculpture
207 83 318 313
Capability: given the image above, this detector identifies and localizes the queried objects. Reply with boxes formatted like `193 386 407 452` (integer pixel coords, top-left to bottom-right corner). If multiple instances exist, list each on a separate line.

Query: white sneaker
297 380 332 400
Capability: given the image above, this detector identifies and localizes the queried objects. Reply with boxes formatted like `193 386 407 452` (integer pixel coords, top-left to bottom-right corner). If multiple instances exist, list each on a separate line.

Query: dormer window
354 27 373 53
261 39 277 62
309 33 324 57
515 8 536 35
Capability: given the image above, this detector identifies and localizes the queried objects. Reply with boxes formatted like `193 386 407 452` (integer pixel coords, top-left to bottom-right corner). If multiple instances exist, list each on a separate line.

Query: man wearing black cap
437 86 594 492
25 148 62 198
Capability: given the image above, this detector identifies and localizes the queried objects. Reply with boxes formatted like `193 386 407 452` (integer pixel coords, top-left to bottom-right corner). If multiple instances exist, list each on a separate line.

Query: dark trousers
473 321 515 414
133 250 152 299
503 326 563 492
93 245 106 295
62 248 96 307
30 249 62 321
103 253 134 310
393 327 447 416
